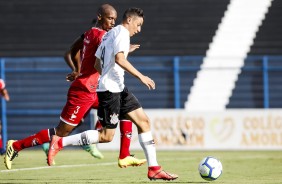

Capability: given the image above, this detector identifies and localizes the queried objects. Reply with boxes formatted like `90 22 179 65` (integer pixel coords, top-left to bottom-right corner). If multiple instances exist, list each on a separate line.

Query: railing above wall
1 55 282 149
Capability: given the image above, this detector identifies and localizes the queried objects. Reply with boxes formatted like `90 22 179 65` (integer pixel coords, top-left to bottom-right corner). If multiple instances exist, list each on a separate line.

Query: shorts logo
69 106 80 121
31 138 39 146
125 132 132 139
110 113 119 125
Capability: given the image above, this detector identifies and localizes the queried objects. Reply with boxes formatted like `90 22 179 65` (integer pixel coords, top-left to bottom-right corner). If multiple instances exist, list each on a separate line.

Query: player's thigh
126 108 151 133
97 91 120 129
90 92 99 109
120 87 141 117
119 87 149 132
60 88 96 126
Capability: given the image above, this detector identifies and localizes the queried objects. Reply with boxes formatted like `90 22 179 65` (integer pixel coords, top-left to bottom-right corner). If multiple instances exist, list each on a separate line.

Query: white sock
62 130 99 146
138 131 159 167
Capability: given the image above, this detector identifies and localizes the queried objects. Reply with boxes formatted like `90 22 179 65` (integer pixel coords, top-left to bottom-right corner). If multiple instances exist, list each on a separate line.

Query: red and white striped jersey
71 27 106 93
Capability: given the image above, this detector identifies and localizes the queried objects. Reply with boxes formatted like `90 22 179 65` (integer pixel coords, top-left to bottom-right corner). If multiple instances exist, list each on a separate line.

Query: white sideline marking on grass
1 157 192 173
0 162 116 173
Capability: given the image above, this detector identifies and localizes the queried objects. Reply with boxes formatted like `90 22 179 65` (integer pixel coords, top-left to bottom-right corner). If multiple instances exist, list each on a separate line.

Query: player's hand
129 44 140 53
140 75 155 90
66 71 79 82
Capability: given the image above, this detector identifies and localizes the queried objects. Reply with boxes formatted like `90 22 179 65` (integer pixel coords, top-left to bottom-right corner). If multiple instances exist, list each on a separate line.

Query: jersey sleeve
113 31 129 56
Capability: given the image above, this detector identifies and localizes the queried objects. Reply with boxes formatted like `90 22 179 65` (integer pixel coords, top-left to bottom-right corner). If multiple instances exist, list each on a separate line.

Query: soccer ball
198 156 222 181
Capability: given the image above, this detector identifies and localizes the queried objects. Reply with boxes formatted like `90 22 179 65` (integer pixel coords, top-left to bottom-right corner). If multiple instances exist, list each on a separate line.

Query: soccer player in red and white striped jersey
0 79 10 102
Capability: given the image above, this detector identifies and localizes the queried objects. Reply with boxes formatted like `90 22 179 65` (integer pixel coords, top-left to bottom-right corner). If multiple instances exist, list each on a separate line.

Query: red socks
95 119 132 159
119 120 132 159
12 128 54 152
0 137 2 149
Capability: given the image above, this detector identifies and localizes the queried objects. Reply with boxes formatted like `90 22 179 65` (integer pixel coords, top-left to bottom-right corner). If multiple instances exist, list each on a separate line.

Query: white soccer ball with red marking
198 156 222 181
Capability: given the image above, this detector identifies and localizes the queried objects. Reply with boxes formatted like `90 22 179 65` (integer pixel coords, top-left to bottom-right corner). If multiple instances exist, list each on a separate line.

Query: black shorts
97 87 141 129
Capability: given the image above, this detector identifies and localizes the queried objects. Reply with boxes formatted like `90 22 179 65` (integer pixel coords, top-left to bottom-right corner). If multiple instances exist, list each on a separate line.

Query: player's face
128 16 143 37
101 10 117 31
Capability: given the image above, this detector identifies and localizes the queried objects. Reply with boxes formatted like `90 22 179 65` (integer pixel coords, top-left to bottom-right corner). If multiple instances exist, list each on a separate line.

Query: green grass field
0 149 281 183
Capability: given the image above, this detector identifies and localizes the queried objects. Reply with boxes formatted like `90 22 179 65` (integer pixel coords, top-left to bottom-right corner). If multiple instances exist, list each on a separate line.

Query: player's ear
97 14 102 21
127 16 132 23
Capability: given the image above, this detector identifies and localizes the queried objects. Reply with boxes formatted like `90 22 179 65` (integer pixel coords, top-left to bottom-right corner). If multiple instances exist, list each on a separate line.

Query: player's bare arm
1 88 10 101
94 58 102 74
115 52 155 90
64 36 84 81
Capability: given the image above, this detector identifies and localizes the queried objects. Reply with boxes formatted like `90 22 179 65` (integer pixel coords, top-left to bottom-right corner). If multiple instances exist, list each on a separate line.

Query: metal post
263 56 269 108
173 57 180 108
0 58 7 149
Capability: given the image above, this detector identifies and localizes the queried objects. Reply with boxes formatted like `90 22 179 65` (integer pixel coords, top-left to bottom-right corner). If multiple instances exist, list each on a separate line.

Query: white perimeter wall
92 109 282 150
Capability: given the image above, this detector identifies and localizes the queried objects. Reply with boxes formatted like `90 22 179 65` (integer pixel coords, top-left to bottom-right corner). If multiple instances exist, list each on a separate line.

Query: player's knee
55 121 75 137
99 134 114 142
55 128 71 137
99 130 115 143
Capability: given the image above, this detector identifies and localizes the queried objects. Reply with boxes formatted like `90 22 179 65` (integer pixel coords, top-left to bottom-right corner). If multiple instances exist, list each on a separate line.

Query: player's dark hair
97 4 115 16
97 4 107 16
122 7 144 21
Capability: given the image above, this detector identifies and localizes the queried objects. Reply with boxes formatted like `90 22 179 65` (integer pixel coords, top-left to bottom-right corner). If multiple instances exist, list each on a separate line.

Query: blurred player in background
0 79 10 102
0 79 10 155
4 4 146 170
48 7 178 181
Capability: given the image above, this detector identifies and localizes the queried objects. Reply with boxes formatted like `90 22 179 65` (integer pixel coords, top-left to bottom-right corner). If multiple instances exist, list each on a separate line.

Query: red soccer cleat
47 135 63 166
148 166 178 181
